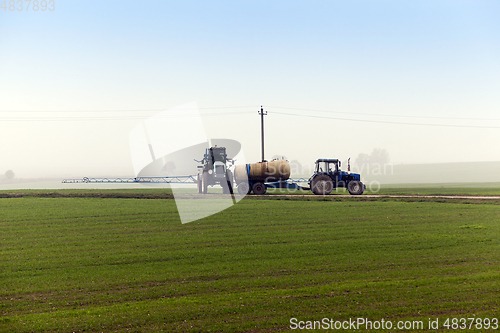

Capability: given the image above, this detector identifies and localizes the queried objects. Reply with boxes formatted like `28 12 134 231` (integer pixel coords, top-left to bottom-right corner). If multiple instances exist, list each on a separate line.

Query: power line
0 111 255 121
0 104 498 128
268 106 500 122
0 105 497 122
0 106 257 113
272 111 500 129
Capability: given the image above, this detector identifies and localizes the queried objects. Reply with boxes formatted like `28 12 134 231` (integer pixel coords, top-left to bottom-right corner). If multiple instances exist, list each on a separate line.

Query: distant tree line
355 149 390 166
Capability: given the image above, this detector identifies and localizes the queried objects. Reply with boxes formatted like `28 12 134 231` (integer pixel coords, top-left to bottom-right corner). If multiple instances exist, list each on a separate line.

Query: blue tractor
309 158 365 195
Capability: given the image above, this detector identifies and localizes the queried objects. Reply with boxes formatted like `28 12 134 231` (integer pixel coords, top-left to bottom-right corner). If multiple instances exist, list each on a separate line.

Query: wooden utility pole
259 106 267 162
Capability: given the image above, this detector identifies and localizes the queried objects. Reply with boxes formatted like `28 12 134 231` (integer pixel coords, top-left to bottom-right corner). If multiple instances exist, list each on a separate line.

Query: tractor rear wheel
237 182 250 195
252 182 266 195
311 174 333 195
202 171 208 194
348 180 364 195
197 174 202 194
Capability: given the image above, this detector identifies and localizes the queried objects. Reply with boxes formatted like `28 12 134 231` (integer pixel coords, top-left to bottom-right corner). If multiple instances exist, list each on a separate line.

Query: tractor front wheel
347 180 364 195
311 174 333 195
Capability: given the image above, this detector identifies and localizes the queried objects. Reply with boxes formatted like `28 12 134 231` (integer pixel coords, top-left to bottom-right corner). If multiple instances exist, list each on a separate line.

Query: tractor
309 158 365 195
197 146 234 194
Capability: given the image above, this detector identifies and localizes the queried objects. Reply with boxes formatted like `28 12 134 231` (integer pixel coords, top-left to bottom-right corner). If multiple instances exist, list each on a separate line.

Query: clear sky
1 0 499 179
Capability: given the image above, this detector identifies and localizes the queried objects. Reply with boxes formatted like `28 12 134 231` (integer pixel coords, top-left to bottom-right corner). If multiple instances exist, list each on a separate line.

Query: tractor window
212 149 226 163
315 161 339 173
316 161 329 173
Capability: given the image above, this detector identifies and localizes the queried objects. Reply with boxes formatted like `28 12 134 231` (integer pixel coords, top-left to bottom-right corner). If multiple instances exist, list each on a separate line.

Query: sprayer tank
234 160 290 184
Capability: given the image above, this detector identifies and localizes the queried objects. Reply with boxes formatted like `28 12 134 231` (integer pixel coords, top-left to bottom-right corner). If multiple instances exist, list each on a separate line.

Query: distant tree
370 148 390 165
355 149 390 166
5 170 15 180
355 153 370 166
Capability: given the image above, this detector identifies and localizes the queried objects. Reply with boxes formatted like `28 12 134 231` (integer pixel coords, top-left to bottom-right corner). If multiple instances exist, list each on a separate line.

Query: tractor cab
207 146 228 179
210 146 227 164
315 159 340 174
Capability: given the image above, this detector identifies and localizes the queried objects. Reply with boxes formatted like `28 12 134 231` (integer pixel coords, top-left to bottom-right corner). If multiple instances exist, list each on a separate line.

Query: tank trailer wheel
237 182 250 196
311 174 333 195
202 171 208 194
252 182 267 195
348 180 364 195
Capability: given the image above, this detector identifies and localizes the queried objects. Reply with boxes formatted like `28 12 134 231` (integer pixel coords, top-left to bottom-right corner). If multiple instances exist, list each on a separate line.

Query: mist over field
1 1 499 185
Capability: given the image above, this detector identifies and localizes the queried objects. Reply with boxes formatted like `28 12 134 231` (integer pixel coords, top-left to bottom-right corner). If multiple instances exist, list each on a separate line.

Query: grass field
1 189 500 332
2 181 500 197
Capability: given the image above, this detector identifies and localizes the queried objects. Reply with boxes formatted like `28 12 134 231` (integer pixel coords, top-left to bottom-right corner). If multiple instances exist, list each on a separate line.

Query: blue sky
1 1 499 179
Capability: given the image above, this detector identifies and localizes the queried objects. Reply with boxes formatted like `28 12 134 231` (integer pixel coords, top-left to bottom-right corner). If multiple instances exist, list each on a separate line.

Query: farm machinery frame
196 146 234 194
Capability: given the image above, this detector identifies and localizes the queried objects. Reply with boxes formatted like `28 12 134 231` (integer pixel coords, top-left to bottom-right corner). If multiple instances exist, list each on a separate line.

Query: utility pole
259 106 267 162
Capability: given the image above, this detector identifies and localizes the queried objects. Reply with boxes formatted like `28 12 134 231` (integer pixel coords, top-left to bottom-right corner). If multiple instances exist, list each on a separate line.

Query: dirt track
260 194 500 200
175 193 500 200
321 194 500 200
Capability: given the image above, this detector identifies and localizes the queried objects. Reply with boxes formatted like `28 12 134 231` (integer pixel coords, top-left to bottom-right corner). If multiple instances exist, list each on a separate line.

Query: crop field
1 189 500 332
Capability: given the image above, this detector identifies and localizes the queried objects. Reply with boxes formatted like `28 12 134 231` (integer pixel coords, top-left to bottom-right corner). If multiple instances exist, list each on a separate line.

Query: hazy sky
1 1 499 179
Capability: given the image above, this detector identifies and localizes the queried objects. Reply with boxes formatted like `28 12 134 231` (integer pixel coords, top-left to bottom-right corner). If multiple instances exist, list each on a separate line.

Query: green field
1 190 500 332
269 182 500 196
